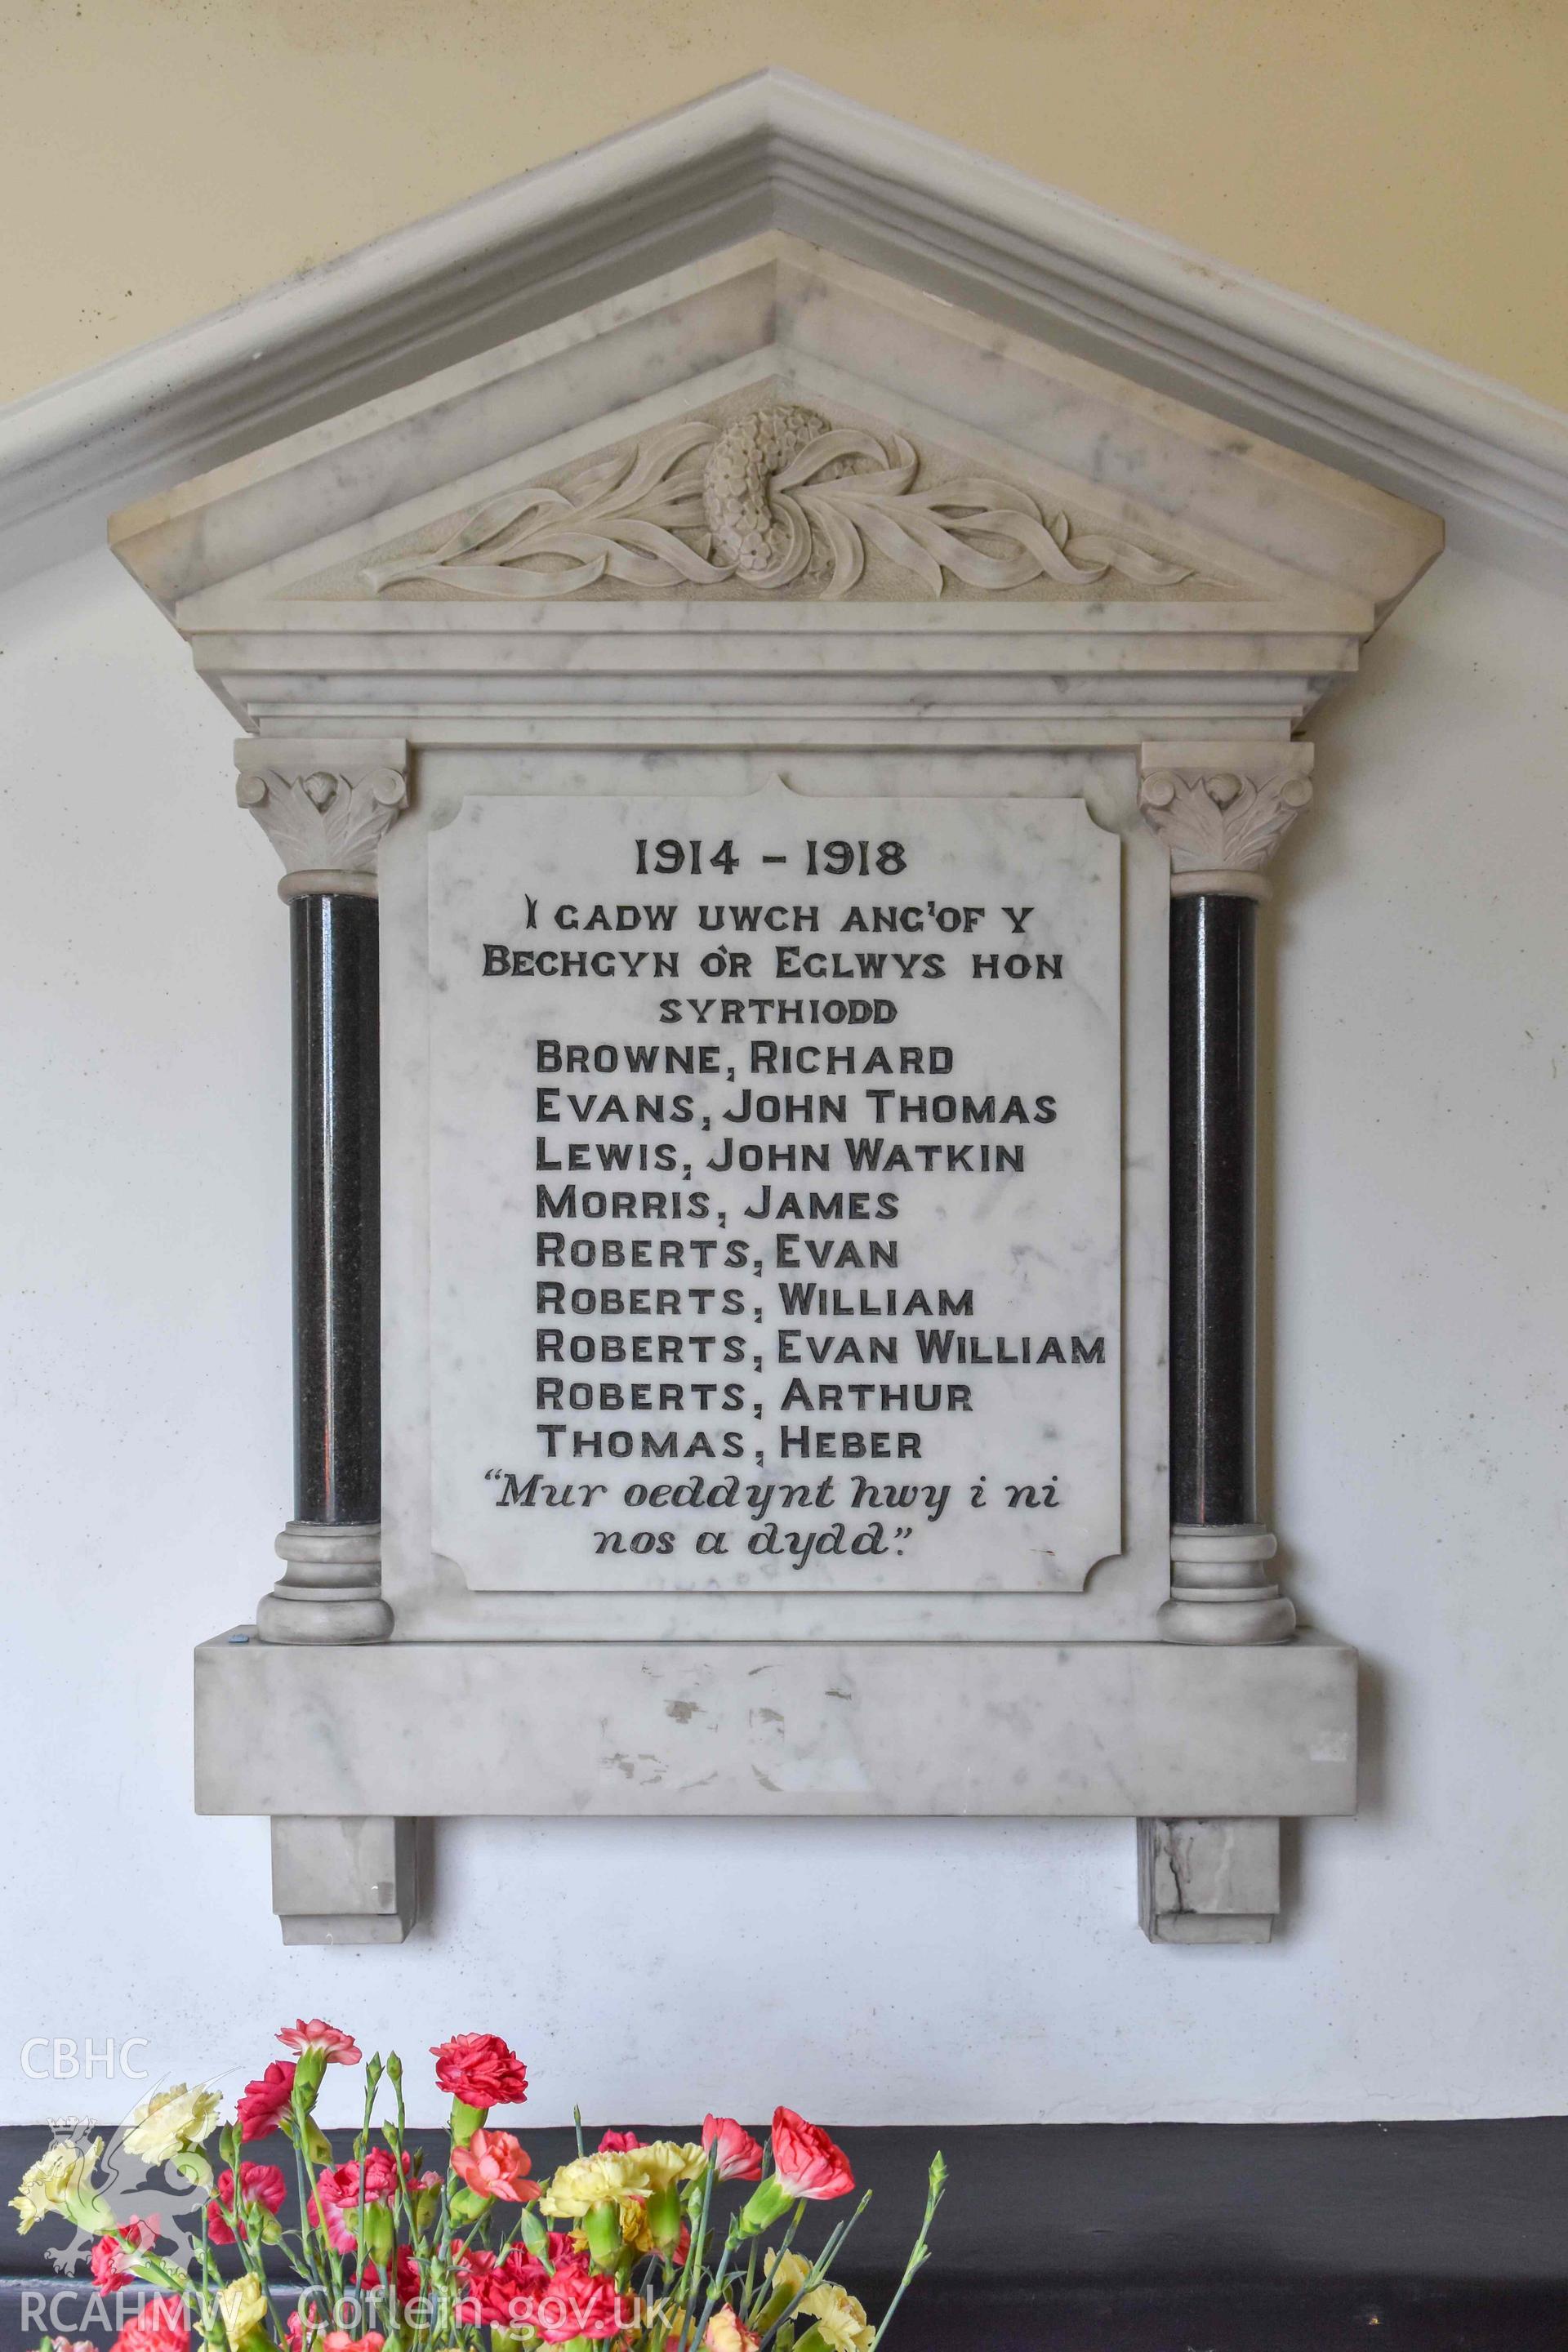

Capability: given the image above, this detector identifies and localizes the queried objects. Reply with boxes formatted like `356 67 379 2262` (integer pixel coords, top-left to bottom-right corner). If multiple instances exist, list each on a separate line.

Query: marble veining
197 1632 1358 1821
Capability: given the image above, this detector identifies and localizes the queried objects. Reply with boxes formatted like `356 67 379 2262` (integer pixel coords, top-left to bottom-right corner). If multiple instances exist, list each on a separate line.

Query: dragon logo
41 2112 209 2274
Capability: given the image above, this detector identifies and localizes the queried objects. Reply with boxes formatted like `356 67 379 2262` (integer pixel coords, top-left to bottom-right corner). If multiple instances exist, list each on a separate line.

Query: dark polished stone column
1140 743 1315 1646
236 738 408 1644
1169 892 1256 1530
291 892 381 1528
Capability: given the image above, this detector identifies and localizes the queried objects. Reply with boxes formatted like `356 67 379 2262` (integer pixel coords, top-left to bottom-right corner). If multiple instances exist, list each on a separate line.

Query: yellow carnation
538 2148 649 2216
704 2310 760 2352
633 2140 704 2192
10 2140 105 2234
124 2085 220 2167
616 2197 658 2254
217 2274 268 2347
762 2252 811 2301
800 2280 874 2352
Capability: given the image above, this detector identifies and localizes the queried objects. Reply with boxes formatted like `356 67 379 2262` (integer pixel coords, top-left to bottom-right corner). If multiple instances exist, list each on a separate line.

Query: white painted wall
2 542 1565 2129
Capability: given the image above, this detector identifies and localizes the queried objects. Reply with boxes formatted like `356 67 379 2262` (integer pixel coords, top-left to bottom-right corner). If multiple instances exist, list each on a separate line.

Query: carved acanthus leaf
1138 756 1314 878
361 406 1200 602
237 764 408 877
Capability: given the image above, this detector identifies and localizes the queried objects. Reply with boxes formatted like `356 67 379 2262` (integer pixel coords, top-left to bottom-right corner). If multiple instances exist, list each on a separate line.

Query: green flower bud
585 2198 622 2270
646 2181 682 2252
737 2176 793 2238
517 2203 551 2261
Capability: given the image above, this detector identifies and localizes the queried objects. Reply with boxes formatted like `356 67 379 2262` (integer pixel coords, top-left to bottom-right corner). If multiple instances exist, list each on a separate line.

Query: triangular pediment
114 238 1435 618
108 230 1441 735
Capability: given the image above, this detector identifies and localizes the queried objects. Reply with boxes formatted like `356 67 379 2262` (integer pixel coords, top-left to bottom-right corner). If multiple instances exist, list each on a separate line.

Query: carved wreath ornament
362 405 1196 600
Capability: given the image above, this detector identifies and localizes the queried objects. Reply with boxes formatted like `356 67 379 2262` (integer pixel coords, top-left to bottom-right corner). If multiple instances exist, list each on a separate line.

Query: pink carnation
278 2019 361 2065
287 2302 390 2352
430 2033 529 2109
449 2127 538 2203
207 2163 287 2246
769 2109 855 2202
310 2150 435 2253
236 2060 296 2140
702 2115 764 2182
90 2218 158 2292
597 2128 644 2154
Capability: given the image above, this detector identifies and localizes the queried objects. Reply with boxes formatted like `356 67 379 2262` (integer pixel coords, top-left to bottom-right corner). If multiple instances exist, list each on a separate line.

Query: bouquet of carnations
12 2021 944 2352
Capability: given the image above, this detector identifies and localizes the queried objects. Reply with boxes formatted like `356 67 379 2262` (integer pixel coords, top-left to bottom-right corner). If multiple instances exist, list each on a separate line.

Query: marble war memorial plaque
119 185 1425 1938
428 786 1121 1597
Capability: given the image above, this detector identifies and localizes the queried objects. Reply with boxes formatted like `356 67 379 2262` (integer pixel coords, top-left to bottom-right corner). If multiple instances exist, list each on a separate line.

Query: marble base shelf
198 1632 1353 1940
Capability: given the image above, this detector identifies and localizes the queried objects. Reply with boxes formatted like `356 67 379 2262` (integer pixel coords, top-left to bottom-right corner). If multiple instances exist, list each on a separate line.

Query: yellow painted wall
2 0 1565 412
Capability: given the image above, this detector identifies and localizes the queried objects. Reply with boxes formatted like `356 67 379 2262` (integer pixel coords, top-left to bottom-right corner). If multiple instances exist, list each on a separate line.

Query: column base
271 1815 417 1944
1138 1817 1281 1943
256 1521 394 1644
1160 1524 1297 1645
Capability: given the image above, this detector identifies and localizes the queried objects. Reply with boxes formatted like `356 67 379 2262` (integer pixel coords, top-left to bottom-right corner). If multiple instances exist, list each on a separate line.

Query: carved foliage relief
1138 760 1314 877
238 764 408 877
360 404 1203 603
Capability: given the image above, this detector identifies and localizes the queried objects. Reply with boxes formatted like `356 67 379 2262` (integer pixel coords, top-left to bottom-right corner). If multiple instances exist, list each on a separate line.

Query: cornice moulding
3 69 1562 594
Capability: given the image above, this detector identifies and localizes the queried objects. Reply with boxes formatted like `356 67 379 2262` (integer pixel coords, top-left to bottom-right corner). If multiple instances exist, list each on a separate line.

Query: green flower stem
293 2076 345 2322
198 2181 220 2352
866 2154 945 2352
350 2065 376 2323
742 2201 800 2331
668 2160 717 2344
278 2114 324 2302
683 2216 744 2352
752 2195 870 2352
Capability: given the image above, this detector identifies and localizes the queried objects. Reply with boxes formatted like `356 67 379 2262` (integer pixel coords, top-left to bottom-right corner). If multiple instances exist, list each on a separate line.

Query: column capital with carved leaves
235 737 409 901
1138 741 1315 902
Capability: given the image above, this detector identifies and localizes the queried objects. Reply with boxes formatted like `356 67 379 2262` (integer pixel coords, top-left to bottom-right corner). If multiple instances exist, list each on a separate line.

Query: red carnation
769 2109 855 2202
530 2267 633 2344
236 2060 296 2140
597 2128 644 2154
111 2296 189 2352
90 2218 158 2292
207 2163 287 2246
456 2237 577 2328
360 2245 423 2306
430 2033 529 2109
